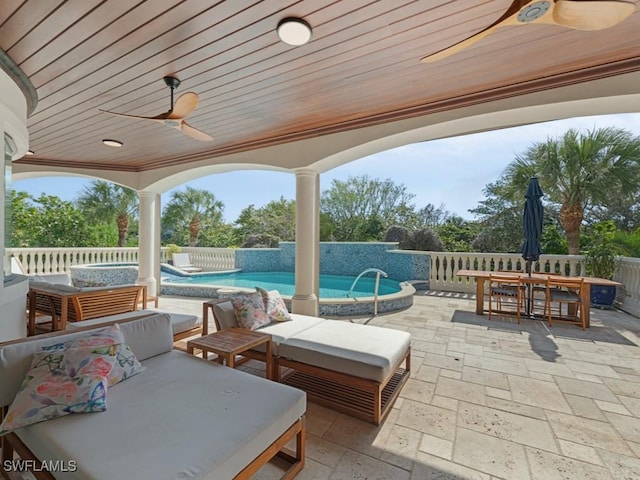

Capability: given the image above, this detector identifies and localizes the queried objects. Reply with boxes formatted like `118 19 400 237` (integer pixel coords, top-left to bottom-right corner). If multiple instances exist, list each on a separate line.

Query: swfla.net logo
3 459 78 473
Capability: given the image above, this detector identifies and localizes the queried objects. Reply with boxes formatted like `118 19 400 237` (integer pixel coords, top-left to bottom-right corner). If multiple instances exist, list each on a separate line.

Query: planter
590 284 617 308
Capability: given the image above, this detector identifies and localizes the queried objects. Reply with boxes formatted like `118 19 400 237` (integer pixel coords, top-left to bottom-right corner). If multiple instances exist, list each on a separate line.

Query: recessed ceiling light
277 17 312 46
26 150 34 155
102 139 123 147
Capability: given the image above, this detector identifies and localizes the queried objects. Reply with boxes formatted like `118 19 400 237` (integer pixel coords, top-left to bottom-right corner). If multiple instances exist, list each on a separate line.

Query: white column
154 193 162 300
292 168 319 316
137 191 157 298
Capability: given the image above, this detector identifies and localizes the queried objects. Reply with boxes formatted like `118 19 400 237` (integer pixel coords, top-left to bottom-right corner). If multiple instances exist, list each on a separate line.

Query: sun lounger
172 252 203 272
210 299 410 425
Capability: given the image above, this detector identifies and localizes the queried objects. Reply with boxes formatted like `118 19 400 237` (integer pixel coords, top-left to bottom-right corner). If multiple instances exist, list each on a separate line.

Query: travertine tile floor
162 292 640 480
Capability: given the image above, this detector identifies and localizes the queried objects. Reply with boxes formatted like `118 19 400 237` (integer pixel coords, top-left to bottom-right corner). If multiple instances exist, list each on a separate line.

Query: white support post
292 168 319 316
137 191 157 299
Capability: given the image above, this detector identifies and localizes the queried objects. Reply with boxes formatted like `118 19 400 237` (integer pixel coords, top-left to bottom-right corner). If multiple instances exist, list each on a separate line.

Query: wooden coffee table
186 328 274 380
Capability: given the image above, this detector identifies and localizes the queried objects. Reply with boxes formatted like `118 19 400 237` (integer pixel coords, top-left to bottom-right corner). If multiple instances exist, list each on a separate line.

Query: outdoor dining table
456 269 621 328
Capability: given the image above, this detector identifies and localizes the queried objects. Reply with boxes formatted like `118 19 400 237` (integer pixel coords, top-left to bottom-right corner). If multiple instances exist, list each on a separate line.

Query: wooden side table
186 328 274 380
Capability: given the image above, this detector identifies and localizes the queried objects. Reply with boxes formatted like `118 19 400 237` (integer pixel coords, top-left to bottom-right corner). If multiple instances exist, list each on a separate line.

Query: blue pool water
164 271 402 298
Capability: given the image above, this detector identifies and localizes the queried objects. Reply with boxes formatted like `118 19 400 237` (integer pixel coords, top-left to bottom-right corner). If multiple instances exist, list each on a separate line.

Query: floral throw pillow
43 324 145 386
231 292 271 330
0 347 114 435
256 287 292 322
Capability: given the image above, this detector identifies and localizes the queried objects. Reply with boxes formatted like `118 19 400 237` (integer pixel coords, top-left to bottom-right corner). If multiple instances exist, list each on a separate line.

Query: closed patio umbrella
522 177 544 315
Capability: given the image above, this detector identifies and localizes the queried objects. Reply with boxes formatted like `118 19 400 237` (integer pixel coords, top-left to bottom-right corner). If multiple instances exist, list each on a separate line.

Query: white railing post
615 257 640 317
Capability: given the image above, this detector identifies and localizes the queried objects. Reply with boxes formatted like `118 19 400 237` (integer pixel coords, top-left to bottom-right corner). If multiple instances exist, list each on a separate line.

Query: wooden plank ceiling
3 0 640 172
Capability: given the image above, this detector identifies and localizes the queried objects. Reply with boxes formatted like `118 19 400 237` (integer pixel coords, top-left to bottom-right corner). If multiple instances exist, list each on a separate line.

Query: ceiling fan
100 76 213 141
421 0 636 63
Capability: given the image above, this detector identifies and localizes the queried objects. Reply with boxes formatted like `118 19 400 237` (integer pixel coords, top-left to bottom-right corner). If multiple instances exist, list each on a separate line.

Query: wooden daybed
207 299 411 425
0 314 306 480
27 283 147 335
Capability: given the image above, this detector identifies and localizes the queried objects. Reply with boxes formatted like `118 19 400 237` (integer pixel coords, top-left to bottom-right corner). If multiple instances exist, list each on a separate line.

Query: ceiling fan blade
421 1 530 63
99 109 167 122
181 121 213 142
553 0 636 30
167 92 199 119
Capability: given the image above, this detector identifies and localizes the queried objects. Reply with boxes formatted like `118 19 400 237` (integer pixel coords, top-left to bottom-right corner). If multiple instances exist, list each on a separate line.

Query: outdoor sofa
0 313 306 480
27 282 147 335
210 299 411 425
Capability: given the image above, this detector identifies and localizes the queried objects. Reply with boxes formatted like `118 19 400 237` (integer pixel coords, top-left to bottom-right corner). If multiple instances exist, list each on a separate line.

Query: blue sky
14 113 640 223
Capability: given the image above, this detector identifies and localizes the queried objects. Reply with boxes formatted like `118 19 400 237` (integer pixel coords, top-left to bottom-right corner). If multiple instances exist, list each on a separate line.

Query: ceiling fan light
277 17 312 46
26 150 34 155
102 139 123 147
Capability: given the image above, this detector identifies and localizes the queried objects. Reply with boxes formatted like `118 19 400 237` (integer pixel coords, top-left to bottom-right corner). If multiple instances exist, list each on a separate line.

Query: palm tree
503 127 640 254
77 181 138 247
162 187 224 246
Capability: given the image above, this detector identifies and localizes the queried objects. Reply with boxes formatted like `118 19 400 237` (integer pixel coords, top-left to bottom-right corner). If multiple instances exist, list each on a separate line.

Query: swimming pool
163 271 402 298
73 263 415 316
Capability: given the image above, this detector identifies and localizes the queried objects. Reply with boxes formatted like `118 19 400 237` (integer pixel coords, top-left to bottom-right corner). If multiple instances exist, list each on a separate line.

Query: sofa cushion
0 347 113 435
162 311 201 334
278 320 411 383
0 314 172 408
66 310 201 336
30 273 73 286
114 313 173 361
43 324 145 386
16 351 306 480
48 284 83 293
256 287 292 322
213 301 239 329
231 292 271 330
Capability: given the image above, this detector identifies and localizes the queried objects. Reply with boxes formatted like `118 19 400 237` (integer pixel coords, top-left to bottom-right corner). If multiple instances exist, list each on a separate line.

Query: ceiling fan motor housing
518 1 552 23
163 76 181 89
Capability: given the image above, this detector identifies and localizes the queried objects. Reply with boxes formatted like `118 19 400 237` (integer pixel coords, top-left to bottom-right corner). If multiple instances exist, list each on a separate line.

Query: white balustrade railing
7 247 140 274
182 247 236 271
5 247 640 318
428 252 586 294
7 247 236 275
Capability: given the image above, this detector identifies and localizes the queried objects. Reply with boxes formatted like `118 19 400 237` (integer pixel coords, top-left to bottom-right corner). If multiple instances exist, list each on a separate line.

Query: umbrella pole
527 260 532 317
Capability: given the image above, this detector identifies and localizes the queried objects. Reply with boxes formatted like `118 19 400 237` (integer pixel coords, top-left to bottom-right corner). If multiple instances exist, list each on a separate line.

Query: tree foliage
502 127 640 254
469 180 523 253
162 187 224 247
235 198 296 244
77 181 138 247
321 175 416 241
10 191 108 247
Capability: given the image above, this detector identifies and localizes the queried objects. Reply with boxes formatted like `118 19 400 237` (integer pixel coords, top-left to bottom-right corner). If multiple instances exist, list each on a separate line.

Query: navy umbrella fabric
521 177 544 273
521 177 544 315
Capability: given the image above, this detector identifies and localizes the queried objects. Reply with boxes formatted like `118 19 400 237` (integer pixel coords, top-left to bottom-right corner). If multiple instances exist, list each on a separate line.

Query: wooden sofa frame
206 299 411 425
0 317 306 480
27 284 147 335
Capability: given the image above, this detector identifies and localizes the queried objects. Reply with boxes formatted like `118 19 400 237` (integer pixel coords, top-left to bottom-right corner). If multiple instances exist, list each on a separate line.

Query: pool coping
160 279 416 317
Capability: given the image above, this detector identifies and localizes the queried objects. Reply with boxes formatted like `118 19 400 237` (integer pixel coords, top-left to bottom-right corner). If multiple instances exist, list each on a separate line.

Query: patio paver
163 291 640 479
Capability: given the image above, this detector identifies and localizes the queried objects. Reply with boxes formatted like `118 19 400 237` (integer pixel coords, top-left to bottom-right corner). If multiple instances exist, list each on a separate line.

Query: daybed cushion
252 313 325 356
0 314 173 408
66 310 201 336
16 351 306 480
278 319 411 383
